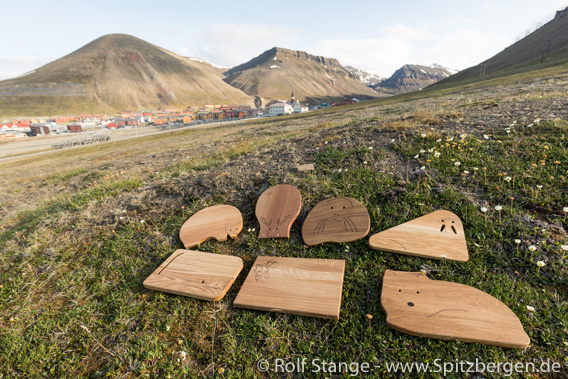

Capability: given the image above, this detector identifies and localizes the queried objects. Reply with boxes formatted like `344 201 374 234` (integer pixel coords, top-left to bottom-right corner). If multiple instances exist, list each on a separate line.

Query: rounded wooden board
179 205 243 248
381 270 530 348
255 184 302 238
302 197 370 246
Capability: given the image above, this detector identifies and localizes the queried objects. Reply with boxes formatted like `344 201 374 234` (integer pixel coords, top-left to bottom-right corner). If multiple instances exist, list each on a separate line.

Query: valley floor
1 73 567 376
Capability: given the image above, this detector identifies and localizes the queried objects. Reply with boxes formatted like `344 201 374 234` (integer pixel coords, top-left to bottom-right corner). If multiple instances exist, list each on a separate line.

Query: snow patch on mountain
344 65 386 87
429 63 459 75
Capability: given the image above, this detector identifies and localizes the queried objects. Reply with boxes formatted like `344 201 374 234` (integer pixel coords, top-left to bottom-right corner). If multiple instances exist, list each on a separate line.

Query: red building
67 124 83 133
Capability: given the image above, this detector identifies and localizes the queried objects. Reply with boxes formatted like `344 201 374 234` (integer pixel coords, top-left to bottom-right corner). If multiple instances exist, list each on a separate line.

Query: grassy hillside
1 71 567 376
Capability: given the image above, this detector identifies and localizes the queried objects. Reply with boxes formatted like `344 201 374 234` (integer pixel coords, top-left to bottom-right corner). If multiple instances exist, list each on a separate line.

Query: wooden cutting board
302 197 370 246
369 210 468 262
381 270 530 348
143 249 243 301
255 184 302 238
233 256 345 320
179 205 243 248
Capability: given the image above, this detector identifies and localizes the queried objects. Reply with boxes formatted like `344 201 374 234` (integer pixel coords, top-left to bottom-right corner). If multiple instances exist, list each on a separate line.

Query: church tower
290 91 295 104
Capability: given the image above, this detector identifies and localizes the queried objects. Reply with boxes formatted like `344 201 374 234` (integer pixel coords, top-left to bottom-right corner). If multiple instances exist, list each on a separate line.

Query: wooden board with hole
143 249 243 301
233 256 345 319
179 205 243 248
255 184 302 238
369 210 468 262
381 270 530 348
302 197 370 246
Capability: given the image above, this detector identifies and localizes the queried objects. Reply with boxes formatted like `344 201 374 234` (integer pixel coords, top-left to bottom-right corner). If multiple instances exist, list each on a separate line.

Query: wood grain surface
302 197 370 246
143 249 243 301
369 210 468 262
381 270 530 348
179 205 243 248
255 184 302 238
233 256 345 319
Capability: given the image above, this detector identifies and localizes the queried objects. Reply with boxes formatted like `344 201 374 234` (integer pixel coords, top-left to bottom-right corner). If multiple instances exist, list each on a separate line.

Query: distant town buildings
268 92 309 116
269 101 294 116
0 92 364 140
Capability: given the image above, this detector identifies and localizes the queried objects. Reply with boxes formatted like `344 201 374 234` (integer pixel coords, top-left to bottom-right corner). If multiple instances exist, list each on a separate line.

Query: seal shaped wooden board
369 210 468 262
143 249 243 301
179 205 243 248
381 270 530 348
302 197 370 246
233 256 345 320
255 184 302 238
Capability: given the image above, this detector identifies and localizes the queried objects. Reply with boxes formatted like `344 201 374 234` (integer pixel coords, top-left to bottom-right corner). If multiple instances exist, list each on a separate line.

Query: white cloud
175 23 301 68
312 37 413 77
0 56 52 81
312 23 512 77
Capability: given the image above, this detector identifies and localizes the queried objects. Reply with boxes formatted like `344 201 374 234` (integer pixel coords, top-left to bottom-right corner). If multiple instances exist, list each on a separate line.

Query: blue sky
1 0 567 80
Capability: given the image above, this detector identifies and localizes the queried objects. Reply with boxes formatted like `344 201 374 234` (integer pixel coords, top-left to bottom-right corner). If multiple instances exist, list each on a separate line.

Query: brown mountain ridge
223 47 381 105
372 64 454 95
0 34 254 115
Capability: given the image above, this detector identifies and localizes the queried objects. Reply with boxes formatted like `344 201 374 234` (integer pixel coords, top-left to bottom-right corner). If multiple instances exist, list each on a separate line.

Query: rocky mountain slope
223 47 380 104
344 66 385 87
0 34 254 115
372 64 454 95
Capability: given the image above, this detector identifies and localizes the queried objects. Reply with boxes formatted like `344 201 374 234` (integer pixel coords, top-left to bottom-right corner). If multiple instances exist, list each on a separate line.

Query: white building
269 101 294 116
292 100 309 113
268 92 310 116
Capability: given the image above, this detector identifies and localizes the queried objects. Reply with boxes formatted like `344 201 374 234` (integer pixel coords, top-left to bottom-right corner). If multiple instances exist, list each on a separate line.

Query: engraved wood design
143 249 243 301
255 184 302 238
179 205 243 248
369 210 468 262
381 270 530 349
302 197 370 246
233 256 345 320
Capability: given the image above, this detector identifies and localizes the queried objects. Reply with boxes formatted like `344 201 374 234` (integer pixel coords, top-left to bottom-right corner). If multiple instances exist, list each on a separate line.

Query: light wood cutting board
381 270 530 348
143 249 243 301
234 256 345 320
179 205 243 248
255 184 302 238
302 197 370 246
369 210 468 262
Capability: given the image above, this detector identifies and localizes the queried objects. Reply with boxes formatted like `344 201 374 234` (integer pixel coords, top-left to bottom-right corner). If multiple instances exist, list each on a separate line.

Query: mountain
344 66 386 87
372 64 454 95
433 6 568 88
429 63 459 75
223 47 380 104
0 34 253 116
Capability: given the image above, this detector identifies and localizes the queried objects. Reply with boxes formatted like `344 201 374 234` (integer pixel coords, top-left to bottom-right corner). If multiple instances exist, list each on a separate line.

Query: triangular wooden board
143 249 243 301
255 184 302 238
233 256 345 320
179 205 243 248
302 197 370 246
369 210 468 262
381 270 530 349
